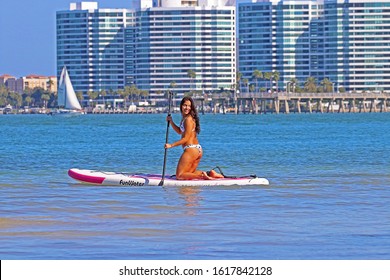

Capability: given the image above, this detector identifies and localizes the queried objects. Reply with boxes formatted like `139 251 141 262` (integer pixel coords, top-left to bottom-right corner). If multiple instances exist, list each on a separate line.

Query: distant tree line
172 69 347 100
6 69 381 109
0 85 150 109
236 70 346 95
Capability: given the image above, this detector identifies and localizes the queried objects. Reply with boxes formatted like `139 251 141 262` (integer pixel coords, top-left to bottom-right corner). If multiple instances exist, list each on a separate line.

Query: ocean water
0 113 389 260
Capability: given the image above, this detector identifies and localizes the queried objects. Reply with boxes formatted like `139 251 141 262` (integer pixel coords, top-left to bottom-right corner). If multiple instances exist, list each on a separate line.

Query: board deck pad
68 168 269 187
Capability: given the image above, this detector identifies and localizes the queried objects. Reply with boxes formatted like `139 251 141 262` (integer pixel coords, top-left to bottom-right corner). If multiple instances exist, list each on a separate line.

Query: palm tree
124 85 139 103
6 91 22 109
139 89 149 101
23 88 34 106
87 90 99 107
76 91 84 102
290 78 298 92
41 93 50 108
187 70 196 94
47 78 55 93
252 69 263 95
169 81 177 107
320 78 333 93
264 72 273 93
169 81 177 90
304 77 317 93
242 78 249 96
249 84 255 96
236 71 243 94
92 91 100 100
273 71 280 93
0 85 9 106
116 89 126 108
99 89 107 106
24 96 32 107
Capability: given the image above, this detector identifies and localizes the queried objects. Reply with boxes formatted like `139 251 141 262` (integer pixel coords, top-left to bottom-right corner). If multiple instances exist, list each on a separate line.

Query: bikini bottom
183 144 202 154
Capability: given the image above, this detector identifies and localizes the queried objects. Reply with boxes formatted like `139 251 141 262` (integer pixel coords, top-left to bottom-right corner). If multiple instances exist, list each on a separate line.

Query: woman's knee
175 171 187 180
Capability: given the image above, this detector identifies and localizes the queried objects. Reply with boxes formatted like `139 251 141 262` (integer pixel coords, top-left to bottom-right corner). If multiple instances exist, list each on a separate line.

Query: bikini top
180 117 195 133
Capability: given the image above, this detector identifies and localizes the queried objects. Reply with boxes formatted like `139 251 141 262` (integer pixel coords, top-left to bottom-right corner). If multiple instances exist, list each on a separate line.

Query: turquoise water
0 113 389 259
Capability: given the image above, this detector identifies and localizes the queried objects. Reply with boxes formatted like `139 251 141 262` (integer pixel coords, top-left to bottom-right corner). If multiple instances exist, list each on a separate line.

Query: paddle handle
158 92 173 186
159 114 170 183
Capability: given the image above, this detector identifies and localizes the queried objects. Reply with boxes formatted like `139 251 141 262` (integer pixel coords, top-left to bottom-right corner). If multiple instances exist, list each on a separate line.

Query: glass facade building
238 0 390 93
57 0 390 96
134 6 236 100
56 1 236 100
324 0 390 92
56 2 132 93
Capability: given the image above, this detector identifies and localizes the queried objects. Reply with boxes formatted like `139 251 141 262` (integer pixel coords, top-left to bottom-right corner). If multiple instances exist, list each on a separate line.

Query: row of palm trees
185 69 342 98
1 70 345 109
236 70 343 95
0 86 54 108
0 85 150 109
83 85 149 107
236 70 281 95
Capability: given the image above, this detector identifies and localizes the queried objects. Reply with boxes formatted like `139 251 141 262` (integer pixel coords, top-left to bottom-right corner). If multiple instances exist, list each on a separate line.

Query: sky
0 0 247 78
0 1 135 77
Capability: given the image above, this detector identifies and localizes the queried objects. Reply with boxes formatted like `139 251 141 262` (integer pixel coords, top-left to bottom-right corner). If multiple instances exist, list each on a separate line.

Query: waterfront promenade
92 92 389 114
206 92 390 114
1 92 389 115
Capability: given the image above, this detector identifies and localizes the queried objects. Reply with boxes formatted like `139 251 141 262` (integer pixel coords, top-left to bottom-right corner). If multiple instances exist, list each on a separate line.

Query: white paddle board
68 168 269 187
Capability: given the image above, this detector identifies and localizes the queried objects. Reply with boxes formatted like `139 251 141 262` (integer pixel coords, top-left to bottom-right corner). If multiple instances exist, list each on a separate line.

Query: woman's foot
201 171 213 180
208 170 224 178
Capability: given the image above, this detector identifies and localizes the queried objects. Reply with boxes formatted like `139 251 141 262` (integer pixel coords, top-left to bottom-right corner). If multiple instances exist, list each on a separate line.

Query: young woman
165 96 223 180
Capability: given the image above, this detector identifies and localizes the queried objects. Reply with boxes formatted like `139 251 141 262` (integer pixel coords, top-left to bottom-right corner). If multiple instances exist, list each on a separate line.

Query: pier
2 92 389 115
197 92 390 114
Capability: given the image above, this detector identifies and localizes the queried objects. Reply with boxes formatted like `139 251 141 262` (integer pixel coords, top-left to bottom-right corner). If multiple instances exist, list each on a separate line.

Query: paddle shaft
158 92 173 186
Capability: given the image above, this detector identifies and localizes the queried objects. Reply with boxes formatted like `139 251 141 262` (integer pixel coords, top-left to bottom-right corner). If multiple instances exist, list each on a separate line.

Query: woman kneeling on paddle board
165 96 223 180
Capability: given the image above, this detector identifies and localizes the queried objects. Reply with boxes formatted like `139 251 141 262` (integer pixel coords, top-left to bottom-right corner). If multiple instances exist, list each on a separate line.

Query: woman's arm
165 117 194 148
167 115 181 135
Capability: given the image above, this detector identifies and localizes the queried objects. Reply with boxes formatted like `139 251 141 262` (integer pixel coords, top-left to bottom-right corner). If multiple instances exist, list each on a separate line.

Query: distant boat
3 104 13 114
49 66 85 116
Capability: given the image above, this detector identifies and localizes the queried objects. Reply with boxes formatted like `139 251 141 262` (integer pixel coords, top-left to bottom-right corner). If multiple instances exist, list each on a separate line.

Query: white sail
58 66 82 110
57 67 66 107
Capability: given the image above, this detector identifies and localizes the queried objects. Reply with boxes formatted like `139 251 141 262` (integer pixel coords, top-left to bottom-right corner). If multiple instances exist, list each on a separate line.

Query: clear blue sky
0 1 134 77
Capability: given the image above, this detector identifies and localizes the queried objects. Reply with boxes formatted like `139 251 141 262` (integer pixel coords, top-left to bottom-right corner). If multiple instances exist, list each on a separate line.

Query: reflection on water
179 186 202 215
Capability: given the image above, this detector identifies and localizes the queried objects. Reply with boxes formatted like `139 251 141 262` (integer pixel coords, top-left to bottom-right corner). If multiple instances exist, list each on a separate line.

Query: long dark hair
180 96 200 134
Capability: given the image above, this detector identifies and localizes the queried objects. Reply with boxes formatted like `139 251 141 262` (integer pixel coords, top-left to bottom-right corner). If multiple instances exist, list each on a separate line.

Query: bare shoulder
184 115 195 124
185 115 194 122
184 115 195 129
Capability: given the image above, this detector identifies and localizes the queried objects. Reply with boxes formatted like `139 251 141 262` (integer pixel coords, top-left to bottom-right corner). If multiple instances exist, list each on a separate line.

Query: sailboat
50 66 85 116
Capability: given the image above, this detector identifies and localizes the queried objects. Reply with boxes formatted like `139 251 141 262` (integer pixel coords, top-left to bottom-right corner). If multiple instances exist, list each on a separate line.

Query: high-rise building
239 0 324 92
238 0 390 93
56 2 132 94
56 1 236 102
134 0 236 101
323 0 390 93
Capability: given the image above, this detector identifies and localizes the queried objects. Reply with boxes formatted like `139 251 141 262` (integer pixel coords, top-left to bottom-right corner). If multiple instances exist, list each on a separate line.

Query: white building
56 1 236 102
134 0 236 101
56 2 132 93
238 0 390 93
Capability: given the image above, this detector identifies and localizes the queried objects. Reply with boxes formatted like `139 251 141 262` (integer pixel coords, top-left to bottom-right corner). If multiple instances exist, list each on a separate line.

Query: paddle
158 91 173 186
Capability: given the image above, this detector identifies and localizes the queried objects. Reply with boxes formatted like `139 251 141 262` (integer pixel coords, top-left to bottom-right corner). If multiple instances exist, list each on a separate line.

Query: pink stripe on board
68 169 105 184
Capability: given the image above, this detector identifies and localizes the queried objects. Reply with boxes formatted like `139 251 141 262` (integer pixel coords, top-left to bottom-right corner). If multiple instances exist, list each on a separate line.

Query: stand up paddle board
68 168 269 187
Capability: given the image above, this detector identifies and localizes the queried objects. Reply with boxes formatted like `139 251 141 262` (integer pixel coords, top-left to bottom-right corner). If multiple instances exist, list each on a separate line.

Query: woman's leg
176 148 209 180
208 169 224 178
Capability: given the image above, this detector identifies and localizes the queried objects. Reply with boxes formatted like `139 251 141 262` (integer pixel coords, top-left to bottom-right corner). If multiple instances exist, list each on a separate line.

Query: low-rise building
1 74 57 94
0 74 17 92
